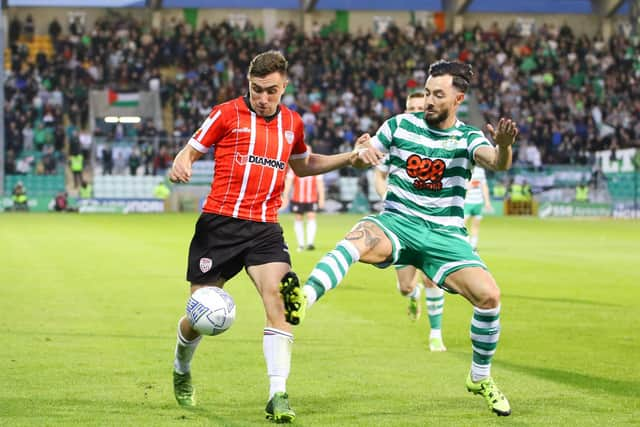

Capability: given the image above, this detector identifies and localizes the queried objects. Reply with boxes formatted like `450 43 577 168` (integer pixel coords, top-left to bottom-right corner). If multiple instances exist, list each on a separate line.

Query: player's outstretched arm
475 118 519 171
289 139 384 177
169 145 204 183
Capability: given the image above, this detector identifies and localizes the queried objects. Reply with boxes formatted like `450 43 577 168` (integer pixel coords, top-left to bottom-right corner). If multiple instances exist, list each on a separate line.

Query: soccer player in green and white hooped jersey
464 166 493 251
280 60 519 416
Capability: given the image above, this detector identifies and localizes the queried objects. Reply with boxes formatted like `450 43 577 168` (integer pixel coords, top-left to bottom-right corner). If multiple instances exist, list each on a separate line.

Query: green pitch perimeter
1 213 638 426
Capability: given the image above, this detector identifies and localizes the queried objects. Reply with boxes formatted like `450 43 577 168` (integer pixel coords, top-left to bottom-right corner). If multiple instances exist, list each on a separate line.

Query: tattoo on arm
346 223 381 249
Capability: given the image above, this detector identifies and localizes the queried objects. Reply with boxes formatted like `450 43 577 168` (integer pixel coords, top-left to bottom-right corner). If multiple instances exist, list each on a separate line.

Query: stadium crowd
4 12 639 180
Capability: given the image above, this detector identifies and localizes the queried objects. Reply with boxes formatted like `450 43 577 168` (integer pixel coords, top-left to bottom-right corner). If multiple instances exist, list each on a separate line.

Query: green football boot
428 337 447 352
408 296 421 321
465 373 511 416
280 272 306 326
265 392 296 423
173 370 196 407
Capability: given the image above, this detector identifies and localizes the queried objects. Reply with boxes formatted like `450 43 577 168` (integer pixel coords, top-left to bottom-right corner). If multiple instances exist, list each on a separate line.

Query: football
186 287 236 336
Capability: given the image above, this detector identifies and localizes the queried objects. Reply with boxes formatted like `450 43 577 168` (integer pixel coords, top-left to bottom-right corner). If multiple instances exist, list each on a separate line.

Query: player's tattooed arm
346 222 381 249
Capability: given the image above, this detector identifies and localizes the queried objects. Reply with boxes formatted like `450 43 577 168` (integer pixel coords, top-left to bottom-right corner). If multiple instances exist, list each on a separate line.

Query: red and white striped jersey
188 96 308 223
289 171 319 203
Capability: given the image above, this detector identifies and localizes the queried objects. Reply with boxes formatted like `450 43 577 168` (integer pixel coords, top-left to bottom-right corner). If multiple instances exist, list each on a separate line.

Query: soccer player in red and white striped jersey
168 50 383 422
282 167 325 251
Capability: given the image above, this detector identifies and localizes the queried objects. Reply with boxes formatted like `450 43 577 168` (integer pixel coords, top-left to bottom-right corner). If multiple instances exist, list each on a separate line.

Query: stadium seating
607 173 640 202
5 174 65 197
94 175 165 199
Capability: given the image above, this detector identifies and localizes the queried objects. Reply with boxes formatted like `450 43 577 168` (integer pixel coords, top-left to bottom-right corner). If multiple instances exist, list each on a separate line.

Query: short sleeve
188 106 226 153
467 130 493 164
289 116 309 160
370 117 396 153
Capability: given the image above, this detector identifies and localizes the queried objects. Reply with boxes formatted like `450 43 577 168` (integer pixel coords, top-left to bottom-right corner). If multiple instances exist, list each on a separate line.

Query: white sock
430 329 442 339
304 286 318 308
173 317 202 374
470 235 479 249
306 219 317 247
294 220 305 248
263 328 293 399
470 305 501 382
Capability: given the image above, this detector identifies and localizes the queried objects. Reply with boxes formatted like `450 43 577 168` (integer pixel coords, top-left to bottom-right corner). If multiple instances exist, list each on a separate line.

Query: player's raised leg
444 267 510 416
248 262 297 423
282 220 392 325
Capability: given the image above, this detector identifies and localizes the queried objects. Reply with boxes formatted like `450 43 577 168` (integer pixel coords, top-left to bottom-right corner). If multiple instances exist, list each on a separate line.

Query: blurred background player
282 165 325 251
464 166 493 251
373 90 447 352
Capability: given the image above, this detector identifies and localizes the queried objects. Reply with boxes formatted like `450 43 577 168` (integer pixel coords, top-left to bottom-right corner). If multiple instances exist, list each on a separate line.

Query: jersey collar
243 95 280 122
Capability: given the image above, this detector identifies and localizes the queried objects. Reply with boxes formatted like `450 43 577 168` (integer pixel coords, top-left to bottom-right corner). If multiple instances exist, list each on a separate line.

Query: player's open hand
351 133 385 168
487 118 519 148
169 160 192 183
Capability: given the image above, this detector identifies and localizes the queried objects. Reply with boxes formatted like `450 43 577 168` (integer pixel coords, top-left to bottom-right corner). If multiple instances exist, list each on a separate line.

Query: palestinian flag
108 90 140 107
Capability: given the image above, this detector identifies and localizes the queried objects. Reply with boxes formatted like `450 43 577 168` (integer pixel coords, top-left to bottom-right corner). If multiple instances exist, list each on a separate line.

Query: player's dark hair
428 60 473 93
248 50 288 77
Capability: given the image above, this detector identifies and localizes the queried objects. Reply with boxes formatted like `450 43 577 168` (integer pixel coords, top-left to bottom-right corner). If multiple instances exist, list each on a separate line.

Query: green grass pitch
1 213 639 426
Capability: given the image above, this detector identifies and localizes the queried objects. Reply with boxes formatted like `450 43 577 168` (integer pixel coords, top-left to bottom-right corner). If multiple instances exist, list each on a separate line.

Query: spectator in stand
79 180 93 199
9 16 21 44
24 14 34 42
12 182 29 211
153 145 172 176
48 18 62 43
52 191 78 212
129 149 141 176
101 146 113 175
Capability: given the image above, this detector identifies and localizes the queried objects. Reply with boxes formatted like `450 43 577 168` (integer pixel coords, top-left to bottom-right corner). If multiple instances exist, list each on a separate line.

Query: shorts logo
284 131 295 144
199 258 213 273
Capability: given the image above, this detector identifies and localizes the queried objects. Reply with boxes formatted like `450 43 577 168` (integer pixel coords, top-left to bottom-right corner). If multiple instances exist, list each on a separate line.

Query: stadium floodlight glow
119 116 142 124
104 116 119 123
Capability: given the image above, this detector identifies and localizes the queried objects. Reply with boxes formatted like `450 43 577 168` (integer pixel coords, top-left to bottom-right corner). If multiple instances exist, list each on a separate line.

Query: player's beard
424 109 450 128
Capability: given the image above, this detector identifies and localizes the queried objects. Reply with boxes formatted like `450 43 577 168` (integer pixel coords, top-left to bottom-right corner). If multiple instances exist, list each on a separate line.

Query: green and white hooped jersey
370 112 492 230
466 166 487 205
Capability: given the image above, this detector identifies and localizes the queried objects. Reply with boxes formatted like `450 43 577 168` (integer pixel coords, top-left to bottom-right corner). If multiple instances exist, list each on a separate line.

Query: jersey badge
284 131 294 144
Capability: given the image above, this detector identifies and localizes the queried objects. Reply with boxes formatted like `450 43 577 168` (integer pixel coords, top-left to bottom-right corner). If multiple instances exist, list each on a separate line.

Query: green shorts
362 212 487 289
464 202 484 218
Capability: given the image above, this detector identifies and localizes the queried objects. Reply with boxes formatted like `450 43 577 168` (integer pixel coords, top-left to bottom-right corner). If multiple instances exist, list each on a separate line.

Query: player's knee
396 280 413 296
478 286 501 309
